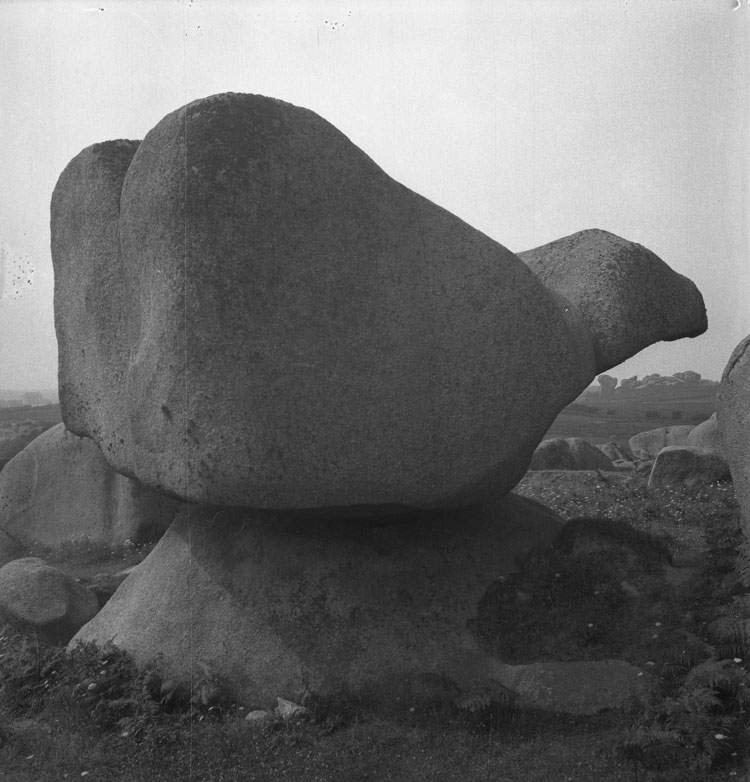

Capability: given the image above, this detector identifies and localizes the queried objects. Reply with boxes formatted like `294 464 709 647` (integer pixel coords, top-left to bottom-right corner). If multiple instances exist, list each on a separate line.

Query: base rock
72 494 563 705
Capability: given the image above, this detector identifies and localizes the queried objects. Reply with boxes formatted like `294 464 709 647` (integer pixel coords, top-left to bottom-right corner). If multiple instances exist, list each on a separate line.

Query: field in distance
546 382 718 446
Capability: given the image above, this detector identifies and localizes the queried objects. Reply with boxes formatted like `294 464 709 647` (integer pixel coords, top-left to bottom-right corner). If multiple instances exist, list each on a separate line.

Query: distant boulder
686 413 724 456
0 424 179 555
0 557 99 644
530 438 615 471
647 446 731 489
629 426 694 460
673 370 701 383
597 375 617 397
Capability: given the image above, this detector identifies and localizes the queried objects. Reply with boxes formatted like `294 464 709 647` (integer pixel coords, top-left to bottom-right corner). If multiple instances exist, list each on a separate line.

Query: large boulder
717 335 750 535
687 412 724 456
529 438 614 471
72 495 565 705
52 93 707 510
0 423 179 555
647 446 731 489
0 557 99 644
629 426 694 461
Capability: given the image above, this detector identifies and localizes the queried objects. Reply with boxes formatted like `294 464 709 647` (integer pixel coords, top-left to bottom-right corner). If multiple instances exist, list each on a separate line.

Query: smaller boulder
530 438 614 471
598 375 617 397
0 558 99 644
488 659 652 714
84 571 132 608
0 424 180 555
647 446 731 489
686 413 724 456
244 710 273 727
629 426 694 460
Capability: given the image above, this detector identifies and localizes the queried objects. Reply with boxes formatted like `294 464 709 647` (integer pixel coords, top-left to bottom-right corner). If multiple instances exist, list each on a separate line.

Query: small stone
619 580 640 598
244 710 272 726
275 697 309 720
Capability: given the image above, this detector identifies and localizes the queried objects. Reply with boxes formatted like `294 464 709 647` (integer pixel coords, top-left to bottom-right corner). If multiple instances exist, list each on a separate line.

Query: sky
0 0 747 390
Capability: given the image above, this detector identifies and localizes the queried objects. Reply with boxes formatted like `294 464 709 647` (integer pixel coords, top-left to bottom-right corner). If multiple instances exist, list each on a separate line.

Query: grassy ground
0 475 748 781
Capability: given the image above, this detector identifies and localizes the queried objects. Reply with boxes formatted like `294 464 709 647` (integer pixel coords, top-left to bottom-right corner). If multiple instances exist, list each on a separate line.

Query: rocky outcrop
52 93 707 511
72 495 565 704
647 446 731 489
0 424 179 555
629 426 694 461
529 438 614 471
0 558 99 644
686 412 724 456
717 335 750 535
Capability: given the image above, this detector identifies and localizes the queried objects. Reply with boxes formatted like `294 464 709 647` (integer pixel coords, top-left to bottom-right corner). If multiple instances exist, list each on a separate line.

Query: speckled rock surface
518 229 706 374
0 423 179 553
629 426 695 461
529 437 614 471
72 494 564 704
0 557 99 644
647 445 730 489
52 93 706 510
717 335 750 535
